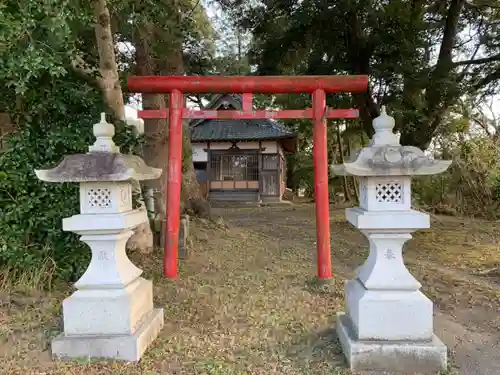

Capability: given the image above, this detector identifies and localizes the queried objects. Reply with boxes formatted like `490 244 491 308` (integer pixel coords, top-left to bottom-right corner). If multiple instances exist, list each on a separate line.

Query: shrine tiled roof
190 94 296 142
191 118 295 142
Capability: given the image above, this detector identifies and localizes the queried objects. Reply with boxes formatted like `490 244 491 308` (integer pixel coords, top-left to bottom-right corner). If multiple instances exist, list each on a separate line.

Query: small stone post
331 107 452 373
35 113 164 362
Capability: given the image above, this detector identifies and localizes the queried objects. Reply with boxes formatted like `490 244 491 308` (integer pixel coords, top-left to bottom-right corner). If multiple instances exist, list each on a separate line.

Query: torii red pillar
128 75 369 279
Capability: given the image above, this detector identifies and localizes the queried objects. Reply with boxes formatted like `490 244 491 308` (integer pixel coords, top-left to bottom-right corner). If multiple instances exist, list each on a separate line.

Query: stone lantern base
336 313 447 373
50 212 165 362
51 272 164 362
52 308 164 362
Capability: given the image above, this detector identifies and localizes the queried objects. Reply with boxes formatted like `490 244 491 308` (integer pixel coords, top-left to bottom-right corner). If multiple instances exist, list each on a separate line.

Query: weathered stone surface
35 113 161 183
331 106 451 177
75 230 142 289
337 313 447 374
331 144 451 176
63 209 148 235
55 208 163 362
182 214 190 238
52 308 164 362
353 232 422 291
179 216 188 259
35 152 162 183
346 207 430 229
62 278 153 336
159 216 190 259
346 280 433 341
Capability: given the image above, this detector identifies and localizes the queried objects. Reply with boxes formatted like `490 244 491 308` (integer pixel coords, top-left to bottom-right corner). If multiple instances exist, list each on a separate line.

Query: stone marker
35 113 164 362
331 106 452 373
159 215 189 259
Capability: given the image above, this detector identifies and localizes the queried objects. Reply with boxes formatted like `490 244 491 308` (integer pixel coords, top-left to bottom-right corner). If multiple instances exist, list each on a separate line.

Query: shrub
413 136 500 218
0 73 139 283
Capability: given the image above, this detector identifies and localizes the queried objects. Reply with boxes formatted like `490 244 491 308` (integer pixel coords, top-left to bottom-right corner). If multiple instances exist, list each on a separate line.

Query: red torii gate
127 75 369 280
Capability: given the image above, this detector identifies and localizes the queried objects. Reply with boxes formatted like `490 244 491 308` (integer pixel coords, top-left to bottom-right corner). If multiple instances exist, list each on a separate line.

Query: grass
0 256 57 292
0 204 499 374
411 215 500 272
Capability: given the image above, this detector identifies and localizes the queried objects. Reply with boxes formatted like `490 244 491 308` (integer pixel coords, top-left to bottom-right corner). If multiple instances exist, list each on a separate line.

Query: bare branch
187 94 205 109
453 53 500 66
185 0 202 19
472 116 493 137
71 55 100 76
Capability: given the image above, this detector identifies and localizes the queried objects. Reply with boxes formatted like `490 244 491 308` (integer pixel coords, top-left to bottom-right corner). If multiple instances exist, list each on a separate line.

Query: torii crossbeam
127 75 369 280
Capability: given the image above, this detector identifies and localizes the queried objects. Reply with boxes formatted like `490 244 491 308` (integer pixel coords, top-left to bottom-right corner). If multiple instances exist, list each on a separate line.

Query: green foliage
0 72 140 282
112 0 217 76
413 135 500 218
0 0 93 282
0 0 214 286
241 0 500 149
285 151 314 193
0 0 94 95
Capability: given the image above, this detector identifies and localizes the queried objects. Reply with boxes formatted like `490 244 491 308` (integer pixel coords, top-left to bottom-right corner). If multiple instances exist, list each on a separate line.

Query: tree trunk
134 23 171 221
93 0 153 253
93 0 125 119
336 123 351 201
346 139 359 203
156 38 206 211
133 16 209 241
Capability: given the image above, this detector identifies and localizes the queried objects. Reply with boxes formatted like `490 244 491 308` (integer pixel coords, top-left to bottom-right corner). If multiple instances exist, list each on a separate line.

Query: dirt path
215 204 500 375
1 204 499 375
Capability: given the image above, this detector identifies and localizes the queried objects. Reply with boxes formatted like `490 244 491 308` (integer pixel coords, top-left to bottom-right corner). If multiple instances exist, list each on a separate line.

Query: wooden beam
138 108 359 120
128 75 369 94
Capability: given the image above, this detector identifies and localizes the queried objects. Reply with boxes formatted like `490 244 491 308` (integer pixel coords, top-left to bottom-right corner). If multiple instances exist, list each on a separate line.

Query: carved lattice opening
87 187 112 208
375 182 402 203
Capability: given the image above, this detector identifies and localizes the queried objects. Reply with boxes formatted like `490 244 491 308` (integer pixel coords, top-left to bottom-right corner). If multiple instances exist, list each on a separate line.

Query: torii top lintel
127 75 369 94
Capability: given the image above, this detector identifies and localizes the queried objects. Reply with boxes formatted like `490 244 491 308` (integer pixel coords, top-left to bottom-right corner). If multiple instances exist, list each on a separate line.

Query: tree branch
185 0 202 19
472 117 493 137
418 0 466 149
435 0 465 68
453 52 500 66
93 0 126 120
473 68 500 90
71 55 99 76
70 55 105 91
187 94 205 109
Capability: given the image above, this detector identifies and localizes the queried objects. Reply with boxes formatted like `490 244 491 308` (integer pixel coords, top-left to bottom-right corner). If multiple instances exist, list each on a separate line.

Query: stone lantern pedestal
36 114 164 362
331 107 452 373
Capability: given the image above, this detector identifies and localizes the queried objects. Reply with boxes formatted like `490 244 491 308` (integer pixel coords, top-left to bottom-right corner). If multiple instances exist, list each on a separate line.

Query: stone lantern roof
331 106 451 177
35 113 162 183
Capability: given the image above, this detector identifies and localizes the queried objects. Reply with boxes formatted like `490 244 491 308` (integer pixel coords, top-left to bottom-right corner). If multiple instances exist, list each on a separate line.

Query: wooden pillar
258 141 262 202
164 89 183 278
312 89 333 280
206 141 211 199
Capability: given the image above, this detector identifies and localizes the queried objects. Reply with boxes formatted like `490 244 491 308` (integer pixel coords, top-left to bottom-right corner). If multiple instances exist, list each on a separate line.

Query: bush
0 73 139 283
412 136 500 218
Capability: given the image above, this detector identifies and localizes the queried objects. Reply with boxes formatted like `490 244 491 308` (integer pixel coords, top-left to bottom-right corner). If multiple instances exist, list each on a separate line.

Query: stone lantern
331 107 452 373
35 113 164 362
